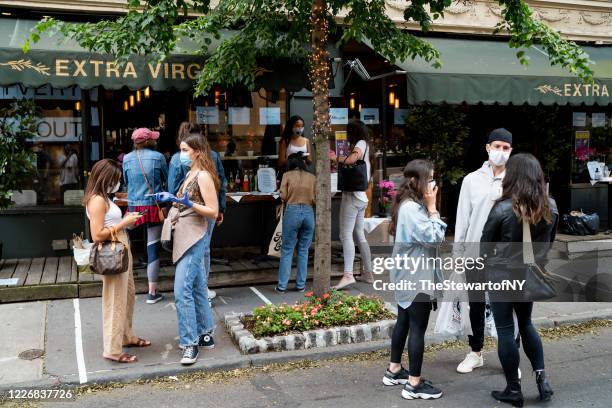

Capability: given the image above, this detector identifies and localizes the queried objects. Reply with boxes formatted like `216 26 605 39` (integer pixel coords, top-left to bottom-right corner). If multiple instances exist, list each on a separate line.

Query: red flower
305 291 314 297
323 293 330 299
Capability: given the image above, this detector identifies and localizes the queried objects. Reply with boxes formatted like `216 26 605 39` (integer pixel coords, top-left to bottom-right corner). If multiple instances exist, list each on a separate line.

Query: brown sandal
104 353 138 363
124 337 151 348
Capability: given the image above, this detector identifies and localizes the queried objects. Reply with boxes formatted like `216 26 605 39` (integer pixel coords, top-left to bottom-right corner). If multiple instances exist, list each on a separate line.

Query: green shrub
243 290 393 338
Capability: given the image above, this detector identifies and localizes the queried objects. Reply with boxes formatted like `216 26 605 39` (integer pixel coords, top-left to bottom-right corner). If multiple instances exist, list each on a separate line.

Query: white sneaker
457 352 484 373
207 289 216 300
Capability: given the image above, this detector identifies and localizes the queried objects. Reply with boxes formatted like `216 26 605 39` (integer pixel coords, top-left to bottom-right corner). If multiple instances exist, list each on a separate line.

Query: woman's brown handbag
89 227 129 275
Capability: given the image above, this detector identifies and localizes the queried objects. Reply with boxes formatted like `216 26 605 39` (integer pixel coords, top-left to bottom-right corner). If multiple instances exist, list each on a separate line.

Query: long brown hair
388 159 434 236
501 153 552 225
181 131 220 192
83 159 122 208
347 120 375 170
177 121 199 146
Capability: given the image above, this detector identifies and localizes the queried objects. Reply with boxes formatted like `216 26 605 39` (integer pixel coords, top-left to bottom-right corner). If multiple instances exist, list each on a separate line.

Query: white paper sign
360 108 379 125
394 108 409 125
35 117 82 142
90 107 100 127
259 107 281 125
196 106 220 125
228 107 251 125
91 142 100 161
0 85 98 101
330 108 349 125
330 172 339 192
573 112 586 127
592 113 606 128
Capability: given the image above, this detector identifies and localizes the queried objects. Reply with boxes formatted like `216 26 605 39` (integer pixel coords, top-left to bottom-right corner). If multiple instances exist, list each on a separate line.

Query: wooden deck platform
0 253 354 303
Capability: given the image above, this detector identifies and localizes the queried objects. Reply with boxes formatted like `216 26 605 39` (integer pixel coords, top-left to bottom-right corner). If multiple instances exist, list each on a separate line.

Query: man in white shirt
455 128 513 374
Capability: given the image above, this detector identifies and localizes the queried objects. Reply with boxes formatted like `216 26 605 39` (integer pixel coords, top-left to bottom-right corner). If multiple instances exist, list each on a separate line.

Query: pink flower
282 319 291 326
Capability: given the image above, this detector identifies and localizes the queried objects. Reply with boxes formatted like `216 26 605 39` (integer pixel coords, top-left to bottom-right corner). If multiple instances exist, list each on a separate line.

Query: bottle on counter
242 171 250 192
249 170 256 191
253 172 258 192
228 171 235 192
235 171 241 192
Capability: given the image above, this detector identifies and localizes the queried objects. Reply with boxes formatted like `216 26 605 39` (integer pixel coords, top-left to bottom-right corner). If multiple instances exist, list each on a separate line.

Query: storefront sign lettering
51 59 203 80
535 83 610 97
36 117 82 142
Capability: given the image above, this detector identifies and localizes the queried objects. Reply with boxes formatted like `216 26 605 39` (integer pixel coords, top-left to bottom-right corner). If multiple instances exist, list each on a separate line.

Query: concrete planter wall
224 313 396 354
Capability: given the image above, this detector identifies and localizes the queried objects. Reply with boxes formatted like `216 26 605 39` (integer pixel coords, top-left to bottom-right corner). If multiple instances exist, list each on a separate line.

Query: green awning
394 38 612 105
0 18 309 92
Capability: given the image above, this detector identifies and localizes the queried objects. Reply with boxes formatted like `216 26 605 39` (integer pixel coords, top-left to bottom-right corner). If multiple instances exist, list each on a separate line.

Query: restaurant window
1 85 92 207
188 87 288 182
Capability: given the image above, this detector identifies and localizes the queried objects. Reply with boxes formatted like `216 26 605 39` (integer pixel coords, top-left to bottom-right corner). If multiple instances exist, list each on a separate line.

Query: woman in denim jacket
382 159 446 401
122 128 168 304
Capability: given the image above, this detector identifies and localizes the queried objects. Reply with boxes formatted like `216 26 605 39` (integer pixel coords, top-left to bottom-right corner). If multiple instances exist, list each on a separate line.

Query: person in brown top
151 131 219 366
276 152 316 293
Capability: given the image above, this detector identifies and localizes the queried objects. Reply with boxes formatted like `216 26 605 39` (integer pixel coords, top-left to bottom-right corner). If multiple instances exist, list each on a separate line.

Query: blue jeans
204 219 215 281
278 204 315 290
174 232 215 347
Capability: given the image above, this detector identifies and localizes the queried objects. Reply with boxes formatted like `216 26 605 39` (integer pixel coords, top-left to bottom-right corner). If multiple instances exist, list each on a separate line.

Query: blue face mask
179 151 192 167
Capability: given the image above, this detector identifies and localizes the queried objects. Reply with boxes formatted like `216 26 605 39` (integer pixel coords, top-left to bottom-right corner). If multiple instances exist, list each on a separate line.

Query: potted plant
0 99 40 258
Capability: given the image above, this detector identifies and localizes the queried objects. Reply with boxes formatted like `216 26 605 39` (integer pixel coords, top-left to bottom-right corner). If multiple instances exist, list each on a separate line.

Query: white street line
250 287 272 305
73 298 88 384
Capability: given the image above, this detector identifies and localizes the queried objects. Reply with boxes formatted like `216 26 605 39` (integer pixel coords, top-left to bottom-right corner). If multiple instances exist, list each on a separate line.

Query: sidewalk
1 281 611 392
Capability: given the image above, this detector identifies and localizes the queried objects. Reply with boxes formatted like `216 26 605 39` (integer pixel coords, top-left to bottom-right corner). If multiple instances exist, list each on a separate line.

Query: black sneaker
198 334 215 349
180 345 199 365
402 380 443 400
275 286 287 294
146 293 164 304
294 287 306 293
382 365 410 386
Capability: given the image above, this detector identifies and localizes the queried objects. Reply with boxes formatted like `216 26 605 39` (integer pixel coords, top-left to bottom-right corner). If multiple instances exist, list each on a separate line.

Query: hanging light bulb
129 94 135 107
144 86 150 98
349 94 356 110
358 103 362 112
75 101 81 111
136 90 141 102
123 101 129 111
394 98 400 109
388 89 395 106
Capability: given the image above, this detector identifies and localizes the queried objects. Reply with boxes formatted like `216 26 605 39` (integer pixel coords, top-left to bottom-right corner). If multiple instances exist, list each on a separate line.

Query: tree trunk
310 0 332 296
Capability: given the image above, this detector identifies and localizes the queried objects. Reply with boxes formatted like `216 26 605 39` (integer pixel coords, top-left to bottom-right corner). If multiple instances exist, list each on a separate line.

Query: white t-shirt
86 199 123 228
353 140 370 203
60 153 79 185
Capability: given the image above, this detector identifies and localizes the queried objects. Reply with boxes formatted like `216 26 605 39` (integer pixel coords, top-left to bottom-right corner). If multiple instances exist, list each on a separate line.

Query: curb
224 312 396 354
2 310 611 393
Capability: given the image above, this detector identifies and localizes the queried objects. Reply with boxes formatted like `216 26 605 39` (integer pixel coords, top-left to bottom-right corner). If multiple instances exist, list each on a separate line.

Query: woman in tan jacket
276 152 316 293
151 131 219 365
84 159 151 363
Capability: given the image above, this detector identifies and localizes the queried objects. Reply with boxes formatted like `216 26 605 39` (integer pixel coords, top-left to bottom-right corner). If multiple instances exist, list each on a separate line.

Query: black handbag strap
342 142 368 165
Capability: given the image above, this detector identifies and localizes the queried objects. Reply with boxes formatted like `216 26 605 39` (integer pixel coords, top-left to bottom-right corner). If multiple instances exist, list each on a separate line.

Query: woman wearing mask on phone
382 159 445 400
151 131 219 365
278 116 311 168
84 159 151 363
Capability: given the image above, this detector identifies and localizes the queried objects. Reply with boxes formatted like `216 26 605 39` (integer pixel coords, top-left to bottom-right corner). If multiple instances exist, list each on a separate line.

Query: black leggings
490 302 544 383
390 296 432 377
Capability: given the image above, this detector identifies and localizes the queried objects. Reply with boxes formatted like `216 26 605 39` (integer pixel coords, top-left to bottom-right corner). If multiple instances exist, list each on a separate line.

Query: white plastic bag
434 298 470 337
267 206 283 258
73 240 93 266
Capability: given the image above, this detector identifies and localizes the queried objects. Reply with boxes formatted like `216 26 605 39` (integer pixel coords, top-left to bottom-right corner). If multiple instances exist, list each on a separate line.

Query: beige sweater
280 170 316 205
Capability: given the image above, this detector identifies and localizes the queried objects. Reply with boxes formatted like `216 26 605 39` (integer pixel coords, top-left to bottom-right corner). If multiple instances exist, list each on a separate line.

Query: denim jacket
168 150 227 213
122 148 168 206
390 200 447 308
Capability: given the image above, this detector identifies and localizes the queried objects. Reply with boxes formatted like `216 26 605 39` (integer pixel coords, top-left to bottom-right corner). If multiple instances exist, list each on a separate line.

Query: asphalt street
36 326 612 408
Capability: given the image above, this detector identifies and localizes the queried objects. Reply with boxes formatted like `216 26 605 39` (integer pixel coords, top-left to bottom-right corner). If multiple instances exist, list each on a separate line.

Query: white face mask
428 180 436 191
108 181 121 194
488 149 510 166
293 127 304 136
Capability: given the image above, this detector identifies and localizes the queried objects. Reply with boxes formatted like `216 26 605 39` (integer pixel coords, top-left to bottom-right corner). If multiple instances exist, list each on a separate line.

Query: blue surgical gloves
147 192 193 208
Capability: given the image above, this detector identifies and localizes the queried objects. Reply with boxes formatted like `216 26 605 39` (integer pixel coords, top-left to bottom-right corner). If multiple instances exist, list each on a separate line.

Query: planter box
224 313 396 354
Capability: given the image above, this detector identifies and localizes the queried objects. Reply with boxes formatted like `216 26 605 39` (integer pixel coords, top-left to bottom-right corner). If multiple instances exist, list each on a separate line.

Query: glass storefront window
1 85 87 207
